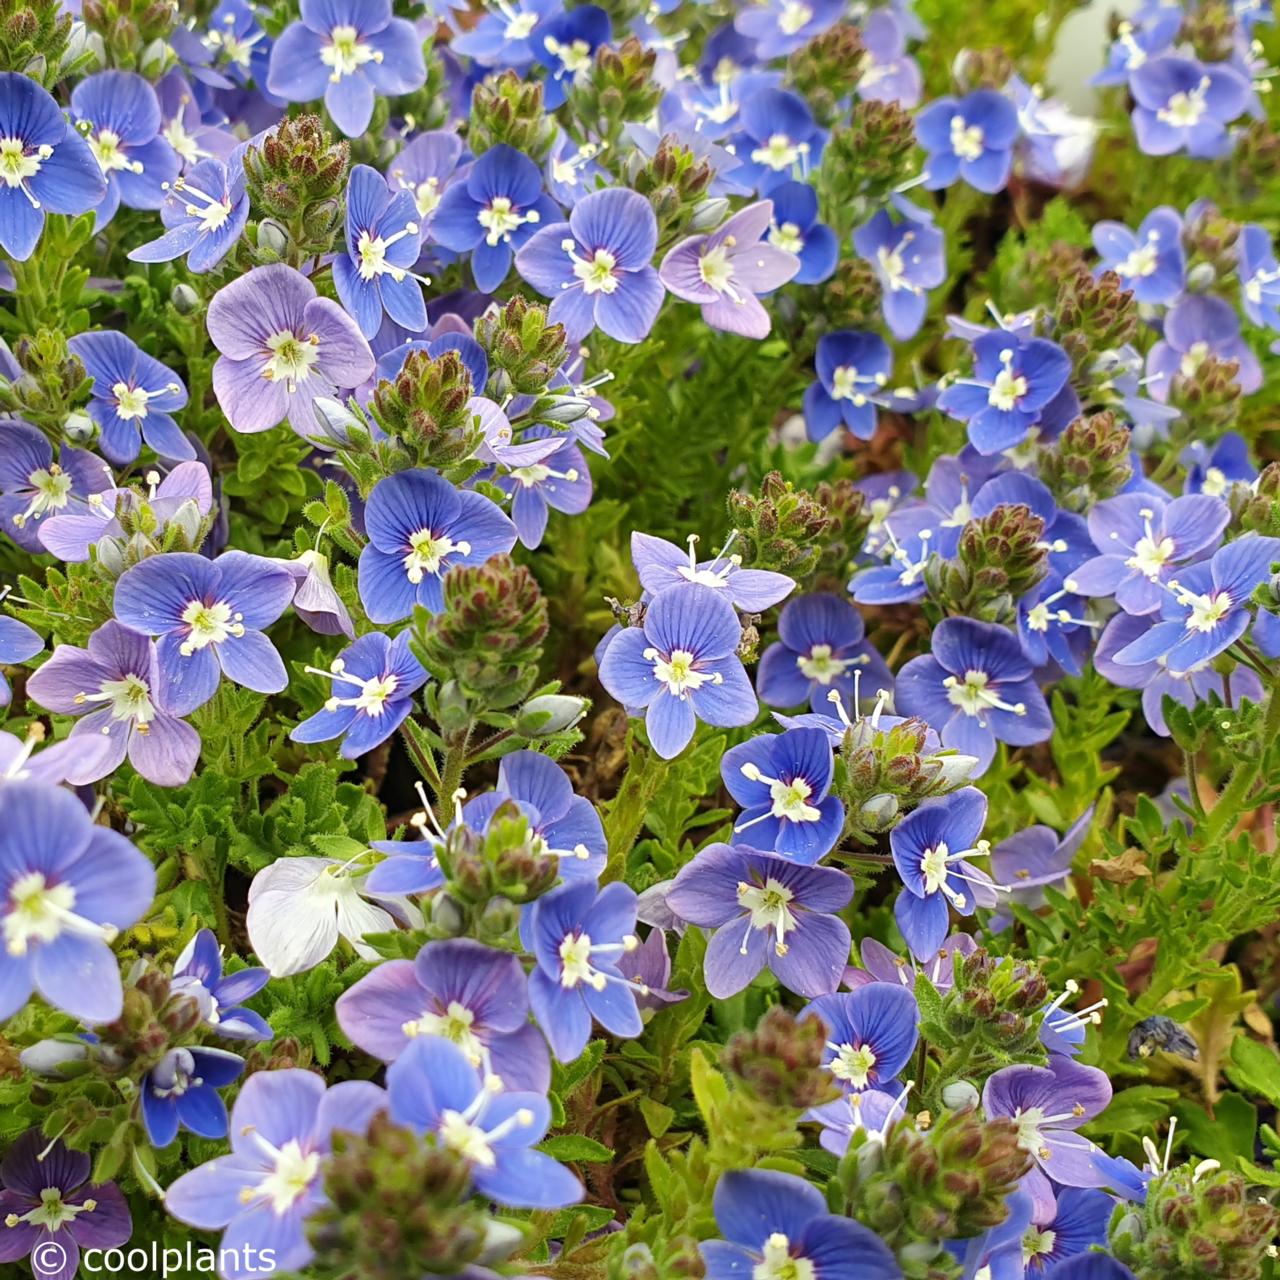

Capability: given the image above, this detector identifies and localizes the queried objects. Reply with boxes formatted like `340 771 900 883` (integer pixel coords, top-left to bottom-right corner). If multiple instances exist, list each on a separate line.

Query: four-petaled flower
1091 205 1185 305
516 187 663 342
292 631 429 759
357 468 518 622
170 927 272 1042
801 984 919 1093
128 154 250 274
630 530 794 610
803 329 892 442
598 581 758 759
916 89 1019 193
1130 55 1250 158
721 727 845 863
0 422 111 554
853 207 946 341
667 843 853 998
207 264 376 438
141 1045 245 1148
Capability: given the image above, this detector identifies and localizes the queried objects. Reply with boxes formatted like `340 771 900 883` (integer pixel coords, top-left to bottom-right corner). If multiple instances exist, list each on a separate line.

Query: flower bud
516 693 588 736
20 1038 89 1076
941 1080 980 1111
688 197 729 232
256 219 288 258
169 283 200 314
62 408 95 444
858 792 899 830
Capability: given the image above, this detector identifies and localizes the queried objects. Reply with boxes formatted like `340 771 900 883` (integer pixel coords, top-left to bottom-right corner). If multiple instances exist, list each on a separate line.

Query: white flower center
877 243 911 292
164 119 202 166
831 1042 877 1088
412 176 441 217
90 128 141 175
751 133 803 171
987 354 1029 412
321 24 379 80
943 670 1026 719
403 528 469 584
1179 585 1232 632
559 931 596 988
263 330 321 389
4 1187 97 1233
1200 466 1228 497
1157 80 1209 128
737 877 797 956
505 11 539 38
565 240 619 294
1023 1227 1057 1263
97 672 157 723
0 136 47 195
404 1000 482 1063
544 34 591 71
768 221 805 254
254 1140 321 1214
180 598 242 652
1117 236 1159 280
1125 522 1175 578
753 1231 815 1280
797 643 857 685
478 196 539 246
698 243 738 296
11 465 72 529
950 115 985 161
646 646 717 697
3 871 117 957
777 0 813 33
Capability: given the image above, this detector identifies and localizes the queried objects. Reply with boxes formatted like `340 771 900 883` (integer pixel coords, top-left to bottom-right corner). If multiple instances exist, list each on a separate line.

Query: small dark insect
1127 1015 1200 1062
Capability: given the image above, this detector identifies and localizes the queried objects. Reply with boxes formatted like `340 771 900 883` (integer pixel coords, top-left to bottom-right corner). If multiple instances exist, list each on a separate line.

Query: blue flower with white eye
0 72 105 261
452 0 563 69
800 984 919 1093
1238 223 1280 331
721 728 844 863
127 155 249 274
936 331 1073 455
853 206 946 340
915 89 1019 193
1181 433 1256 497
141 1046 244 1148
766 181 838 285
170 928 272 1042
802 330 892 442
1130 55 1249 158
1092 206 1185 305
533 5 611 108
733 0 844 57
729 88 825 194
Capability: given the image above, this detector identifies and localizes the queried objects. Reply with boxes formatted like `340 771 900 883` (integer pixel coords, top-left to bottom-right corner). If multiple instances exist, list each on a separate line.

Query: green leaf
1175 1092 1257 1162
639 1097 676 1138
1226 1038 1280 1107
539 1135 614 1162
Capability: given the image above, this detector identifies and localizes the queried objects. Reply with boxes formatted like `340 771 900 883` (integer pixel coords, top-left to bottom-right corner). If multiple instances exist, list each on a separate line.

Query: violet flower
733 0 843 57
337 936 550 1091
25 620 202 787
1145 293 1262 400
170 927 272 1042
524 880 645 1061
515 187 663 343
982 1054 1113 1216
989 808 1094 930
757 593 892 715
141 1045 245 1148
292 631 429 759
701 1169 900 1279
915 89 1019 193
0 1131 130 1280
844 931 977 993
334 163 427 338
666 843 852 998
1092 206 1185 305
0 780 155 1023
1064 491 1229 616
630 530 794 610
0 611 43 707
890 787 997 960
895 617 1053 774
802 329 892 442
66 330 191 466
1239 223 1280 330
937 331 1073 455
207 263 376 438
659 200 800 339
432 144 562 293
164 1069 387 1279
387 129 464 232
0 72 105 261
496 428 592 549
113 550 295 711
266 0 426 137
1130 54 1249 158
0 423 112 553
1110 534 1280 673
387 1035 582 1208
70 71 180 227
357 468 517 623
597 581 758 759
853 206 946 341
127 154 249 273
800 984 919 1092
858 9 922 107
720 727 845 863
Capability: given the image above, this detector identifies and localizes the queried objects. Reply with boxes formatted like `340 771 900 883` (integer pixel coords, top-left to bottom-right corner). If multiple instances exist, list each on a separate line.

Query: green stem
1199 678 1280 848
436 729 472 822
601 741 671 883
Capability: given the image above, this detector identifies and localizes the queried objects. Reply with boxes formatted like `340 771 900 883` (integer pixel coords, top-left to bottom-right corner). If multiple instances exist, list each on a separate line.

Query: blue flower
721 728 845 862
766 181 838 285
0 72 105 261
357 468 517 623
800 984 919 1092
701 1169 900 1279
67 330 192 465
1092 10 1180 87
266 0 426 137
890 787 996 959
496 430 593 549
915 89 1019 193
598 582 758 759
0 781 155 1024
858 9 922 107
113 550 296 712
630 530 794 610
1092 206 1185 305
524 881 644 1060
0 613 43 707
170 928 271 1042
1130 55 1250 158
849 507 937 606
853 206 946 340
292 631 429 758
141 1046 244 1148
515 187 663 343
387 1034 582 1207
803 329 892 442
1109 534 1280 673
937 331 1073 455
1145 293 1262 399
733 0 844 56
730 88 825 193
1239 223 1280 330
1181 432 1256 497
533 5 611 108
386 129 464 233
432 143 561 293
333 164 427 338
127 155 250 273
70 71 180 227
667 844 853 997
1017 573 1096 675
757 593 892 715
452 0 563 69
895 616 1053 774
989 809 1093 930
